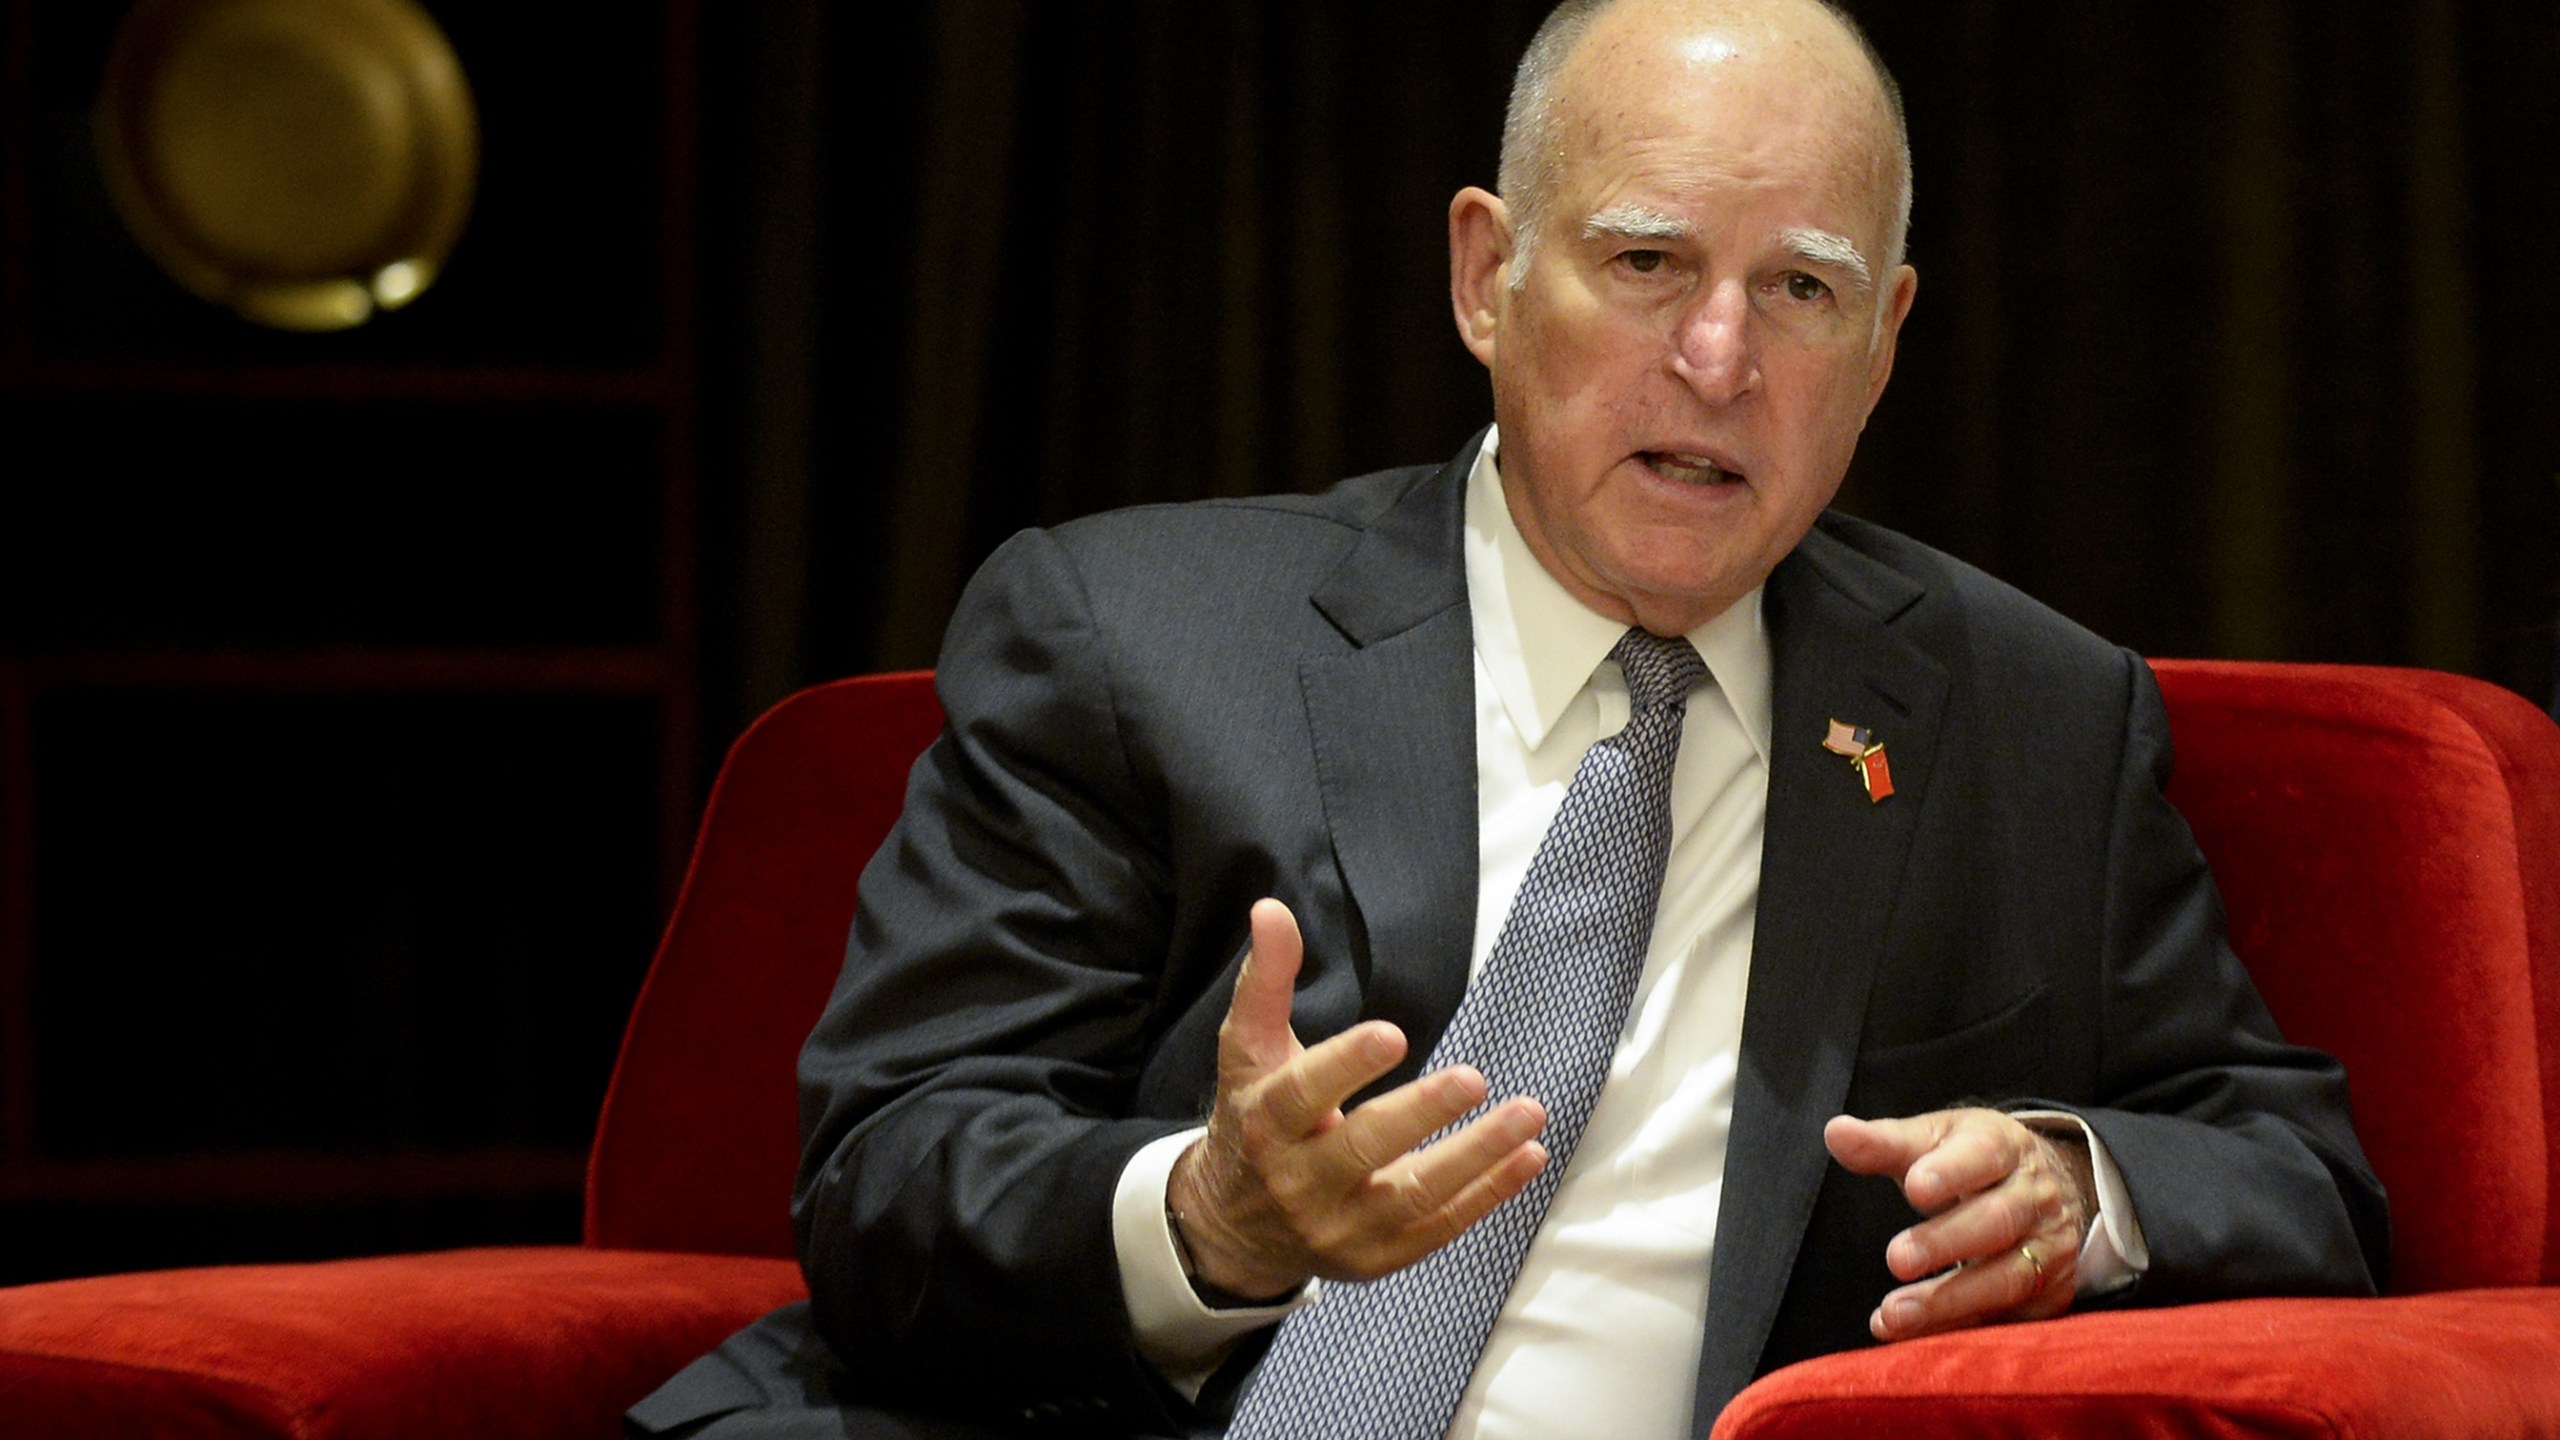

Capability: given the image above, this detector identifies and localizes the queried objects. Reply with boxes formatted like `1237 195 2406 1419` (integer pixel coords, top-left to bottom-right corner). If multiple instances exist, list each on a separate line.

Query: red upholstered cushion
1719 665 2560 1437
586 672 945 1257
2151 661 2551 1293
0 1248 805 1440
2383 668 2560 1282
1710 1289 2560 1439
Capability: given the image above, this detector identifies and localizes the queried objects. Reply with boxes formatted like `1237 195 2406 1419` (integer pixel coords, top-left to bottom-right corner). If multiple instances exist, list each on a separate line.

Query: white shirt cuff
2012 1109 2151 1296
1111 1127 1313 1398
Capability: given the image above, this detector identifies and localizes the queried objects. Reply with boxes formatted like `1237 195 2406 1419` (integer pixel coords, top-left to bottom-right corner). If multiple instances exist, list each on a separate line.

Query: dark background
0 0 2552 1283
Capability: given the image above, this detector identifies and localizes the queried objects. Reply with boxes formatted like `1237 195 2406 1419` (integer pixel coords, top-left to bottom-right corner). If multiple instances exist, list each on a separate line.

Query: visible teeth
1648 452 1728 484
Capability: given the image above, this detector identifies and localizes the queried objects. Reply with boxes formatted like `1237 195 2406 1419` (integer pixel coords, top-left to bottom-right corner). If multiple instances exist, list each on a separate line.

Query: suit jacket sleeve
1745 527 2387 1390
786 461 1466 1429
2067 654 2391 1302
793 526 1203 1429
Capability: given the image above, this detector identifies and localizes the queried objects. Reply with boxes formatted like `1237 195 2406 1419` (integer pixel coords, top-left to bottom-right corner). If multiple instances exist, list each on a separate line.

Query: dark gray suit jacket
635 439 2386 1439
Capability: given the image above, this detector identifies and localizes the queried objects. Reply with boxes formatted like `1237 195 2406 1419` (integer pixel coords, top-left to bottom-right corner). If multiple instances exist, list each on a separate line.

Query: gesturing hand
1166 898 1551 1301
1824 1109 2097 1341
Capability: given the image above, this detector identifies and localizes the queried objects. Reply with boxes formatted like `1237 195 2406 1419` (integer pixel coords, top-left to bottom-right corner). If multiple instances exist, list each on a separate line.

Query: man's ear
1449 186 1512 369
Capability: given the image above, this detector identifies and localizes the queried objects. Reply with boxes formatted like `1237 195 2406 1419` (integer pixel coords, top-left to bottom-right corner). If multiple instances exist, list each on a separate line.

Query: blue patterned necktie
1226 628 1707 1440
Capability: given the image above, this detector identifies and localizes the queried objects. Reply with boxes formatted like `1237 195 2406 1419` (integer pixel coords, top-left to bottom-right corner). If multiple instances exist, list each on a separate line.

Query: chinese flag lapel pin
1822 718 1895 804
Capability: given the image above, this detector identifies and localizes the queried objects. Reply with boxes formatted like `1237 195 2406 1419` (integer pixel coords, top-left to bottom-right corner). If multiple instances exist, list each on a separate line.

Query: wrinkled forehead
1553 0 1900 243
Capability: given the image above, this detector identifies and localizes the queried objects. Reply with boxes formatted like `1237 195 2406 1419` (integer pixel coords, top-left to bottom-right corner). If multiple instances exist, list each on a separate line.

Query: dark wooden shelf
0 647 671 696
0 1146 587 1206
0 0 700 1276
0 358 682 407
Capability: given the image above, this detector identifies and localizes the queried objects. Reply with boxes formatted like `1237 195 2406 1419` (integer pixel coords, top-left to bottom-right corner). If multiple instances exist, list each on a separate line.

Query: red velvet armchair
0 661 2553 1438
1713 661 2560 1438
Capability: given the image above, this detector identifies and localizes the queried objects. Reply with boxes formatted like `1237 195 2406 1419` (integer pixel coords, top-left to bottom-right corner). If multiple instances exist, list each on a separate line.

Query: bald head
1498 0 1912 284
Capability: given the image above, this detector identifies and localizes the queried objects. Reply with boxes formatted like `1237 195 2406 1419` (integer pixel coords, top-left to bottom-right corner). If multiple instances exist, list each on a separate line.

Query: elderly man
631 0 2385 1436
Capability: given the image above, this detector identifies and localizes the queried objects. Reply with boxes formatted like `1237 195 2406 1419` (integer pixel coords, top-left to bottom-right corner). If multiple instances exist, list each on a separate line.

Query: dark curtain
700 0 2559 748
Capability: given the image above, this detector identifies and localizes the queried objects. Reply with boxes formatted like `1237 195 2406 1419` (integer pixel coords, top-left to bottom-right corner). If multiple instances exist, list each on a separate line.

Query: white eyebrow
1777 226 1872 287
1584 210 1872 289
1582 204 1692 243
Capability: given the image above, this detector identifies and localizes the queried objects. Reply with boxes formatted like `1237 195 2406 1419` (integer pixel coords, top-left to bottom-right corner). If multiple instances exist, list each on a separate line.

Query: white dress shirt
1112 428 2142 1435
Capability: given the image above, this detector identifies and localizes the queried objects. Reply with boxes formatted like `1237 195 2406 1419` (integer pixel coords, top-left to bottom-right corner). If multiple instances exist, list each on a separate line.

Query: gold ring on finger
2018 1242 2047 1296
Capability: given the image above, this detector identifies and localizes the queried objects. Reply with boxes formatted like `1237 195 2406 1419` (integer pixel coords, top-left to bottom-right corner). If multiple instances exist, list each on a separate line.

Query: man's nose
1668 280 1758 405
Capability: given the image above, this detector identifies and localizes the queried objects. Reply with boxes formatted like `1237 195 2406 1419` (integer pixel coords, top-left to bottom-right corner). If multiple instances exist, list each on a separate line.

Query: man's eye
1621 250 1668 274
1783 272 1831 302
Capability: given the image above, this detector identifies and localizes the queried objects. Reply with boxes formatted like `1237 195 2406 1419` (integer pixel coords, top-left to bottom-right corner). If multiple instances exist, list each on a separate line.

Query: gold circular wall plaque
95 0 479 331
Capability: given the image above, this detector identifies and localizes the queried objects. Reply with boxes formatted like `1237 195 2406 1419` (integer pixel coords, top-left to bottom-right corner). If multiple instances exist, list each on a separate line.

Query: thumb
1221 898 1306 1075
1823 1112 1946 1178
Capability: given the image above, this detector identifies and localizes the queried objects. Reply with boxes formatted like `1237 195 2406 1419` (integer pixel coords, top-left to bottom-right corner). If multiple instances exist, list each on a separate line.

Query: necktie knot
1611 629 1705 712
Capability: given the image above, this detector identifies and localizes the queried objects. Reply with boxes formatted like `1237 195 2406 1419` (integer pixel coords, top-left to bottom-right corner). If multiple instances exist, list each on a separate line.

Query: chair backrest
581 662 2560 1288
2151 660 2560 1292
584 671 944 1256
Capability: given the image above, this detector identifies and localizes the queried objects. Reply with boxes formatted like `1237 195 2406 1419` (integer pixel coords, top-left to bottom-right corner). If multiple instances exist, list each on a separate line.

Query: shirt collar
1463 425 1774 766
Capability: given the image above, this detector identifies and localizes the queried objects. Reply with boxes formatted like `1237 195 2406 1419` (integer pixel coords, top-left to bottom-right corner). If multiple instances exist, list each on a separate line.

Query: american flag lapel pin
1822 718 1895 804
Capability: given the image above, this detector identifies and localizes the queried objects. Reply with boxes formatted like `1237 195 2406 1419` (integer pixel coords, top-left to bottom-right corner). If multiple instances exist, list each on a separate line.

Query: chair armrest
0 1247 805 1440
1712 1290 2560 1439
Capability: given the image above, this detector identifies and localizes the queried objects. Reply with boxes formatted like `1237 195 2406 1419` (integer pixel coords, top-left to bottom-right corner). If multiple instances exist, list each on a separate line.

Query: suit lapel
1299 444 1480 1084
1295 476 1961 1411
1694 523 1952 1418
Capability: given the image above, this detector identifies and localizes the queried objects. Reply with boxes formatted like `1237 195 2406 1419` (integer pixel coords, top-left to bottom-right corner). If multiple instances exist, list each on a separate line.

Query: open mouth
1639 450 1743 486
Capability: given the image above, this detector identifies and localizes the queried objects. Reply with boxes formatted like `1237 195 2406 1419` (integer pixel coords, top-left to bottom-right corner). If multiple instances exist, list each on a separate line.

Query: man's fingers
1312 1101 1546 1276
1829 1109 2026 1213
1186 899 1556 1293
1191 899 1570 1287
1393 1126 1549 1257
1870 1230 2078 1340
1884 1124 2087 1277
1823 1112 1944 1178
1903 1122 2019 1212
1221 898 1308 1073
1837 1108 2096 1342
1886 1183 2041 1280
1256 1020 1410 1137
1324 1064 1493 1176
1383 1095 1547 1219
